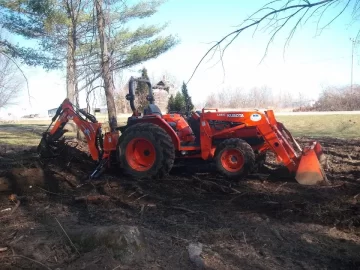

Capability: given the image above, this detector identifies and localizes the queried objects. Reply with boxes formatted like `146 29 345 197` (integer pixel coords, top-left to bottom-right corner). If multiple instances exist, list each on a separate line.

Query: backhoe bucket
295 142 329 185
37 132 65 158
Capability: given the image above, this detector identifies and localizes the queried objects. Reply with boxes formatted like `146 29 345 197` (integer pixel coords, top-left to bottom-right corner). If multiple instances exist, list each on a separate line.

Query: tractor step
180 141 200 147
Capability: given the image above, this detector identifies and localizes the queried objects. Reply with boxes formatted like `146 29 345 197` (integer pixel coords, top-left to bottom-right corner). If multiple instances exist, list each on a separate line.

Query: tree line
197 85 360 112
198 86 295 110
294 85 360 112
116 69 360 113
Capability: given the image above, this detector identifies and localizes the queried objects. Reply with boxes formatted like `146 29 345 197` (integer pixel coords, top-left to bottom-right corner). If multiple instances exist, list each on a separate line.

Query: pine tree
167 94 175 112
167 92 185 112
79 0 178 126
173 92 185 112
0 0 62 69
167 83 194 113
181 82 194 112
2 0 178 128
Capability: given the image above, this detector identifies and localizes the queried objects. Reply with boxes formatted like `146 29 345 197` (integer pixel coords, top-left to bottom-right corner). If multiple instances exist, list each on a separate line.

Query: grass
277 114 360 139
0 117 128 147
0 114 359 148
0 123 72 147
0 130 41 146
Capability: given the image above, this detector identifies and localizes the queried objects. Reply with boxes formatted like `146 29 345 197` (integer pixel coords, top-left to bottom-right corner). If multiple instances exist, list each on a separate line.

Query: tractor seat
168 122 177 130
144 104 162 117
187 112 201 144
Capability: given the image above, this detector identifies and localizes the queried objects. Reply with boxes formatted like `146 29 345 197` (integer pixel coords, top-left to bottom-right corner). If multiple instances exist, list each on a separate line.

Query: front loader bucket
295 142 329 185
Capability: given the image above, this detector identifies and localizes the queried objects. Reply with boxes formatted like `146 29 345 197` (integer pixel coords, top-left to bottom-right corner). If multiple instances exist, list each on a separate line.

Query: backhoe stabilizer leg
295 142 329 185
90 158 109 179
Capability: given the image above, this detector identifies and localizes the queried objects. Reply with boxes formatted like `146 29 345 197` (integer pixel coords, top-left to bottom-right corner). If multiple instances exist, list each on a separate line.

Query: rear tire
215 138 255 179
118 123 175 179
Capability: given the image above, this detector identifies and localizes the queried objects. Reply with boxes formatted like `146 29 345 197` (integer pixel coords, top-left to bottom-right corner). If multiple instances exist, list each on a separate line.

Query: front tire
118 123 175 179
215 138 255 179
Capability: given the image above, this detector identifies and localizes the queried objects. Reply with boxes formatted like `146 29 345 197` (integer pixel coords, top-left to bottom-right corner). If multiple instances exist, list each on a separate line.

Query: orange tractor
38 77 328 185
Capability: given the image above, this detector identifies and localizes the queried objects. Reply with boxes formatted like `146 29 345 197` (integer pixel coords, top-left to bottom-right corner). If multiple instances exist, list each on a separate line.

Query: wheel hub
125 138 156 171
221 149 244 172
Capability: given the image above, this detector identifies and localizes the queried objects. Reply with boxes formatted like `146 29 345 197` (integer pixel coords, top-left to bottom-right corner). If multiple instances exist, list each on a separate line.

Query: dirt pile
0 137 360 269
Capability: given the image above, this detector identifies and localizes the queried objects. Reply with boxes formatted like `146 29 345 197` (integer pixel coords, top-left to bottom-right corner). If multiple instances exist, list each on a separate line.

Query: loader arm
39 98 103 161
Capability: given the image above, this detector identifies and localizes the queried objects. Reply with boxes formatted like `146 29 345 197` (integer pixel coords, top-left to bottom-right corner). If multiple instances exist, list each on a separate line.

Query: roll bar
126 76 154 114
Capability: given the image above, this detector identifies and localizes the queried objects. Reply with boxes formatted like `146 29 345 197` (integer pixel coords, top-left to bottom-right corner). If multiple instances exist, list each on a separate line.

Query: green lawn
0 130 41 146
0 116 128 147
277 114 360 139
0 123 73 147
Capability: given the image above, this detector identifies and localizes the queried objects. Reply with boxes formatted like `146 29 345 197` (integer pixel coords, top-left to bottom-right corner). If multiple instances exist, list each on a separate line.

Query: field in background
0 113 359 147
0 124 47 147
277 114 360 138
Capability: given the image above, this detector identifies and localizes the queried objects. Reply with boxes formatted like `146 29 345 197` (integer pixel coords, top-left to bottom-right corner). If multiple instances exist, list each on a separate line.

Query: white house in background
48 107 58 117
48 106 108 117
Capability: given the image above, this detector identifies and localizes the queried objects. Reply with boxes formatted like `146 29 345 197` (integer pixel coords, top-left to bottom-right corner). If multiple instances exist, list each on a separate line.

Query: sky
2 0 360 115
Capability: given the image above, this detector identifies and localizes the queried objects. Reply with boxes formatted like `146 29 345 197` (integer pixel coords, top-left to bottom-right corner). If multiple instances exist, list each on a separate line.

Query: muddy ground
0 135 360 270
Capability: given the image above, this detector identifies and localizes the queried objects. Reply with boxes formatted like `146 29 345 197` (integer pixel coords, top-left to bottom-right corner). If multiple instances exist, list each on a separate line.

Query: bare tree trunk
65 0 80 139
95 0 117 131
66 23 76 103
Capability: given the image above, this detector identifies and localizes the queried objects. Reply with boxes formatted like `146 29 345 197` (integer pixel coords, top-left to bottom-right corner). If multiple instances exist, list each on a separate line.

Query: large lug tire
118 123 175 179
215 138 255 179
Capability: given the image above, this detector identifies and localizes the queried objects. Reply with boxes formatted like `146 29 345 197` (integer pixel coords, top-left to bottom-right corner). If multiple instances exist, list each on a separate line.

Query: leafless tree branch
187 0 355 84
0 55 25 109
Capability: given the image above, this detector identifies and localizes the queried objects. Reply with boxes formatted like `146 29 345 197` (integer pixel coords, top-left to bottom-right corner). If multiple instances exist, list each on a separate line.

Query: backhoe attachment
38 99 119 180
38 98 103 161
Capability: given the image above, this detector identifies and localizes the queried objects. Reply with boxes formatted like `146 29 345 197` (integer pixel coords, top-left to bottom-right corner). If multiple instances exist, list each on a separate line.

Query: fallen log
74 195 111 203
